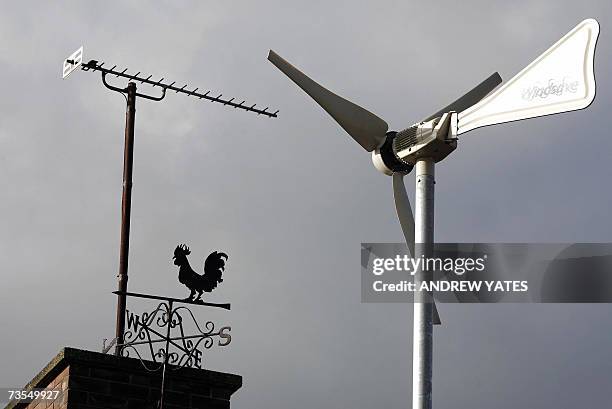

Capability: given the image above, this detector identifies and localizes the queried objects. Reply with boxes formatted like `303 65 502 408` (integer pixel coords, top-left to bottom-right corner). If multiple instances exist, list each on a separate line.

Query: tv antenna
268 18 599 409
63 47 279 357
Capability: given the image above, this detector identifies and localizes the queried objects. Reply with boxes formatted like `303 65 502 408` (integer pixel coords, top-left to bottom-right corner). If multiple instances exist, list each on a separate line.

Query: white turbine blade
457 19 599 135
432 302 441 326
361 244 372 269
424 72 502 122
393 173 415 257
268 50 388 151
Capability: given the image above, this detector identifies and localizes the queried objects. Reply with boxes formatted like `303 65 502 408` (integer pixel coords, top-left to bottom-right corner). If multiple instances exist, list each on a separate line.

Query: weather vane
62 46 278 360
99 243 232 409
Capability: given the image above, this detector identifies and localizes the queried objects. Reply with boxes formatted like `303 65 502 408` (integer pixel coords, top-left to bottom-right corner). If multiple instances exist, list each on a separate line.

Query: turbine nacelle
372 112 458 176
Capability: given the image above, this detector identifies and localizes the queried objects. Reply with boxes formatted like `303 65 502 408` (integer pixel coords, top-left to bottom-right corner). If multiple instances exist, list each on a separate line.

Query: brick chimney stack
5 347 241 409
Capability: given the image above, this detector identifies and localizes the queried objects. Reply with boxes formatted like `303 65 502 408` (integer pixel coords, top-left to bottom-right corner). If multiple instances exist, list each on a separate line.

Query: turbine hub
372 131 414 176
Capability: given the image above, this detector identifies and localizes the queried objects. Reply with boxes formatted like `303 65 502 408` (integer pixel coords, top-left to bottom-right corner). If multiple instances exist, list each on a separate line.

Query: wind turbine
268 18 599 409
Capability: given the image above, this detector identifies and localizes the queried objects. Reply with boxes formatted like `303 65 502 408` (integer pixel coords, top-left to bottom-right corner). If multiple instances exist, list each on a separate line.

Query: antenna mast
63 47 279 356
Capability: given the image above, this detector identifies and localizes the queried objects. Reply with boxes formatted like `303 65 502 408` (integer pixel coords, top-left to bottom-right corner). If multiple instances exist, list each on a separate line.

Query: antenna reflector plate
63 46 83 79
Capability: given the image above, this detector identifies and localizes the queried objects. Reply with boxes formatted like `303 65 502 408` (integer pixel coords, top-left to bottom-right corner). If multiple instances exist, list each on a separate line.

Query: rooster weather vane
173 244 228 302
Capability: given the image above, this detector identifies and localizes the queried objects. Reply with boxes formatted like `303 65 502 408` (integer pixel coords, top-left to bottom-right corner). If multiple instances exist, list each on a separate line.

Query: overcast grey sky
1 1 611 408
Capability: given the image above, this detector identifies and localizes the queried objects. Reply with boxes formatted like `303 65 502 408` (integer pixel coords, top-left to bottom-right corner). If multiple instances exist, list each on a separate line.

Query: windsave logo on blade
521 77 579 101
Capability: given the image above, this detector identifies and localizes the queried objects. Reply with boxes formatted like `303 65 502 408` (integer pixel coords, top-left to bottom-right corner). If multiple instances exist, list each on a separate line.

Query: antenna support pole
67 53 278 359
413 158 434 409
115 81 137 356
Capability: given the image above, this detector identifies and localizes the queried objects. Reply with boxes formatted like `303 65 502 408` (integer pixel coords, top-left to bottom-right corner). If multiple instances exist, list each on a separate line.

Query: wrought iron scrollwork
105 291 232 409
112 292 231 370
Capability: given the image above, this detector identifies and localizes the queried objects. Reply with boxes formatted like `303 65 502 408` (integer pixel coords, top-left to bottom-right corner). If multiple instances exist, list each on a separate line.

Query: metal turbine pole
115 82 137 355
412 158 434 409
